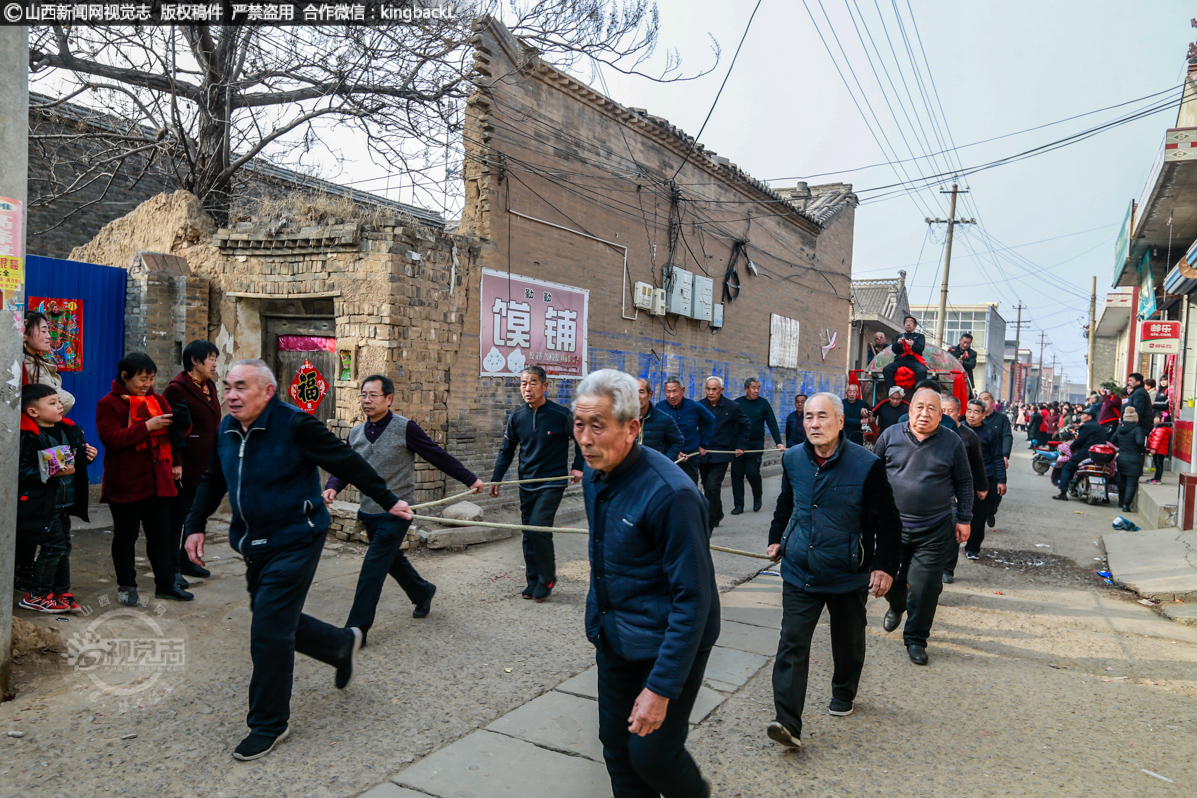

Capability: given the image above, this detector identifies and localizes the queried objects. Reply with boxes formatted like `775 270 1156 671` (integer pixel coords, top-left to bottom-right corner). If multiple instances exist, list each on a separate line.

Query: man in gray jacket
872 387 973 665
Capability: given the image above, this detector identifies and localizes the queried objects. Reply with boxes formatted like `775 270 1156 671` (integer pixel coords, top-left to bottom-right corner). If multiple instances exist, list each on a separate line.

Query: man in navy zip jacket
698 376 749 530
657 376 715 485
765 393 902 752
185 360 411 762
636 378 683 461
490 365 584 602
575 369 719 798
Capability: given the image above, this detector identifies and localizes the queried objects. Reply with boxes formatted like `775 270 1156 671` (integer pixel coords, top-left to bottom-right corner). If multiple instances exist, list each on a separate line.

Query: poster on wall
480 268 589 379
0 197 24 302
27 296 83 372
289 358 328 414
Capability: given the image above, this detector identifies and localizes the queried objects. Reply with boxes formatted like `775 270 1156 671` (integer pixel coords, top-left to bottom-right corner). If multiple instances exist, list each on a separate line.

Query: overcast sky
341 1 1197 383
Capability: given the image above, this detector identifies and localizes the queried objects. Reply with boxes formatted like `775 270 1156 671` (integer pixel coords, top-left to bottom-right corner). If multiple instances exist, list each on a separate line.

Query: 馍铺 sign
480 268 589 379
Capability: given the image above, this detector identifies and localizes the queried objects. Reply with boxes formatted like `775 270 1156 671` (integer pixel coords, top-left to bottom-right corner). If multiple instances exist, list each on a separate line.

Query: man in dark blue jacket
766 393 902 751
732 377 785 515
784 393 808 449
636 378 683 461
574 369 719 798
698 376 750 531
185 360 411 761
657 376 715 485
1052 405 1103 501
490 365 584 602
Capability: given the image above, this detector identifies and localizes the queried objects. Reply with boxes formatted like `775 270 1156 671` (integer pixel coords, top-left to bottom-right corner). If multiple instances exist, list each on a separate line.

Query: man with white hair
872 387 973 666
574 369 719 798
766 392 901 752
698 375 749 531
185 360 412 761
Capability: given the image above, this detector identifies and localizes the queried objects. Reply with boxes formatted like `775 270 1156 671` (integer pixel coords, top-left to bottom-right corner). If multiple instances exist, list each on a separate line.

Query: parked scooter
1032 440 1061 475
1065 443 1118 506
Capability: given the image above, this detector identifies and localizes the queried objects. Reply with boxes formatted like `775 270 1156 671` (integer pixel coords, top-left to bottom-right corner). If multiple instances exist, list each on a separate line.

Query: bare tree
27 2 717 225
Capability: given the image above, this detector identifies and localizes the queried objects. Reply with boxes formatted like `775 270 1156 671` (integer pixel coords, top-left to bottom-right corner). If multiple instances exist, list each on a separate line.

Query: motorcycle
1067 443 1118 506
1032 440 1061 476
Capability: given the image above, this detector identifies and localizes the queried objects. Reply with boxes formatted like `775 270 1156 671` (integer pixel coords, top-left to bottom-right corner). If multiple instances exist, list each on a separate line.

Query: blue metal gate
25 255 127 484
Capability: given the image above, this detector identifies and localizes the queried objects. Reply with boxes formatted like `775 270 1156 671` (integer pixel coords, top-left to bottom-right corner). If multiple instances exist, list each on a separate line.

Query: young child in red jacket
17 384 97 613
1146 414 1172 485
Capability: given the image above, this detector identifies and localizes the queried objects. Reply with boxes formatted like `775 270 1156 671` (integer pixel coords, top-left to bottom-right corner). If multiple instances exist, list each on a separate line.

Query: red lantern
289 358 328 414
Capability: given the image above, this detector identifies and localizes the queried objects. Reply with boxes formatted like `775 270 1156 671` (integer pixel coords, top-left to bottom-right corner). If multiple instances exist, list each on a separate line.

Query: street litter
1102 676 1128 682
994 591 1003 595
1034 544 1050 548
1137 599 1157 606
759 570 780 577
1096 571 1112 578
504 668 512 673
1048 663 1060 669
1141 769 1173 783
121 734 138 740
5 731 24 738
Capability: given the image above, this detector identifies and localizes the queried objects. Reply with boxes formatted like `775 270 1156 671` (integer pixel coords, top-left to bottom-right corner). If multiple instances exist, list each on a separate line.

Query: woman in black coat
1114 406 1146 513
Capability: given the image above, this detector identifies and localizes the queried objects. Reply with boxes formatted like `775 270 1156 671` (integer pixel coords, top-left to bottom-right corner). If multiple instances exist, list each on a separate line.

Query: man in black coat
636 378 683 461
882 316 929 390
979 391 1014 528
1126 373 1153 436
784 394 808 449
1052 406 1103 501
948 333 977 391
699 376 750 531
842 384 870 445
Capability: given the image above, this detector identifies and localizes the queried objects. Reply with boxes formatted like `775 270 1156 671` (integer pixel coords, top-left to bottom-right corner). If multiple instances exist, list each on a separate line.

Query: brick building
69 16 857 507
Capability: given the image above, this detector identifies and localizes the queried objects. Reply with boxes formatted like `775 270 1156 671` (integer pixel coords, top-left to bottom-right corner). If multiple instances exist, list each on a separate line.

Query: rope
407 476 581 511
409 513 773 561
675 447 778 463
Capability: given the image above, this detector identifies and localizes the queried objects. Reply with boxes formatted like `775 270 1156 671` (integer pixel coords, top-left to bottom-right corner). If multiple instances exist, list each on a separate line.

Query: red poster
1174 419 1192 464
289 358 328 414
27 296 83 372
479 268 589 379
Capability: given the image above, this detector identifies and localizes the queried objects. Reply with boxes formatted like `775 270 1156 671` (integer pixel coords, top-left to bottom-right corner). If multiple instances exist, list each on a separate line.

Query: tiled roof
776 182 858 226
851 271 909 323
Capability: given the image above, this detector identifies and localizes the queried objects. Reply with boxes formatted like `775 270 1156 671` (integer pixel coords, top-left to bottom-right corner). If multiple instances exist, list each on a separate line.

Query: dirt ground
3 449 1197 797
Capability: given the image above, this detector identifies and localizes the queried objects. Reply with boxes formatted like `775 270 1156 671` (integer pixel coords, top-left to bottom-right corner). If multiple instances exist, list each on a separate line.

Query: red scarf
125 394 172 466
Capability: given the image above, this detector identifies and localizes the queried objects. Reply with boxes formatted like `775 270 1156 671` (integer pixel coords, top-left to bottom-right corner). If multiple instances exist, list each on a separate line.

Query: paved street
3 449 1197 797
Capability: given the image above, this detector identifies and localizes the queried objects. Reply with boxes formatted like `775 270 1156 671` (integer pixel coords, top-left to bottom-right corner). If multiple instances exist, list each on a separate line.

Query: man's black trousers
885 516 955 647
677 458 700 485
596 636 711 798
944 493 994 576
520 486 564 587
244 533 356 736
730 451 764 509
345 512 435 635
698 461 730 528
772 583 867 738
170 484 198 574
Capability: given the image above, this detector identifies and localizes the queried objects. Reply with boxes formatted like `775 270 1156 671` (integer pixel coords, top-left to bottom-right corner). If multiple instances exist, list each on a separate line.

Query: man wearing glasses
323 374 484 645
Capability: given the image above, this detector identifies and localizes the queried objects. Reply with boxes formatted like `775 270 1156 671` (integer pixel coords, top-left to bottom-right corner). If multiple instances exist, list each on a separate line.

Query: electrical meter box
665 266 693 317
692 275 714 322
651 288 667 316
633 281 654 310
711 303 724 328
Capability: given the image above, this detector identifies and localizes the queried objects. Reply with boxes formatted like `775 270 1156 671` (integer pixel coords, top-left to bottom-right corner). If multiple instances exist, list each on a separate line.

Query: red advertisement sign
27 296 83 372
289 358 328 414
1140 320 1181 354
479 268 589 379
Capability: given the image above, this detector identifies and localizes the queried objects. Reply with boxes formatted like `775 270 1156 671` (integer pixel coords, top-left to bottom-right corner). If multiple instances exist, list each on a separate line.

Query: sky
332 1 1196 383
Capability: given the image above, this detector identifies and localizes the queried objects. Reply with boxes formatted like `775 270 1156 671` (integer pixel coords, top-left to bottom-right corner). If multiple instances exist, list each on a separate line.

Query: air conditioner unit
633 281 654 310
692 275 714 322
651 288 667 316
664 266 693 317
711 303 724 328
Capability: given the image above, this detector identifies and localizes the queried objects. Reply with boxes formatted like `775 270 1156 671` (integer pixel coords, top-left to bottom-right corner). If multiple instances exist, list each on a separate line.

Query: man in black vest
766 393 901 752
322 375 484 642
490 365 584 602
698 376 749 531
185 360 410 761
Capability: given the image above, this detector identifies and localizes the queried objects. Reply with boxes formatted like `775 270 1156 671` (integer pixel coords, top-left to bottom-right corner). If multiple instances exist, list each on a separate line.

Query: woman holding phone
96 352 193 605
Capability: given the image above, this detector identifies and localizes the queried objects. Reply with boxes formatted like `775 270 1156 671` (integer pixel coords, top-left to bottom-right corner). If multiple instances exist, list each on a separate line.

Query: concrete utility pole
1012 303 1026 404
0 26 28 698
1087 275 1097 393
927 184 976 348
1036 332 1047 402
1050 353 1057 401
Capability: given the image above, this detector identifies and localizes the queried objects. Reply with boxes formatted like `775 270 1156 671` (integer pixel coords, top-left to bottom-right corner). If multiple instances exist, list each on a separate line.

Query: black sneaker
1051 494 1068 501
155 585 194 601
942 573 954 584
965 551 980 561
335 628 363 689
531 581 555 603
174 574 190 589
181 561 211 579
753 499 763 512
729 506 744 516
118 587 139 606
413 584 437 619
232 727 290 761
986 514 996 529
522 581 535 600
828 698 854 717
766 721 802 750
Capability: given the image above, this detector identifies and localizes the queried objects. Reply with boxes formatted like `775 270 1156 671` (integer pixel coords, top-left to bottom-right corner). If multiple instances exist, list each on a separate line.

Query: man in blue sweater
766 393 901 751
657 376 715 485
490 365 584 602
185 361 411 761
575 369 719 798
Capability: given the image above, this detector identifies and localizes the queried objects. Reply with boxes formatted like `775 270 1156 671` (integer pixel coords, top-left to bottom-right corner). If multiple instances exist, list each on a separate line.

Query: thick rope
407 475 581 511
409 513 773 561
675 447 778 463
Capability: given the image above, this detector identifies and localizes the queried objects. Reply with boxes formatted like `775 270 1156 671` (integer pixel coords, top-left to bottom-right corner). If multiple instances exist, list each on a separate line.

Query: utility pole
1087 275 1097 394
0 25 28 697
927 184 976 348
1034 332 1043 406
1050 353 1057 401
1011 303 1027 404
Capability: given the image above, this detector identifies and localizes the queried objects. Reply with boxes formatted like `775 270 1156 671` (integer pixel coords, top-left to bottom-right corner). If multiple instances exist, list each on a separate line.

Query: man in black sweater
979 391 1014 527
732 377 785 515
882 316 928 391
1052 406 1103 501
699 376 749 531
948 333 977 391
872 387 973 665
842 384 870 445
490 366 584 602
873 386 909 434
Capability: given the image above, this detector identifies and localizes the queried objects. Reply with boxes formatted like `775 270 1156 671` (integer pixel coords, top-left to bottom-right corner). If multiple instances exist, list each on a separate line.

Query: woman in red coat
96 352 192 605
